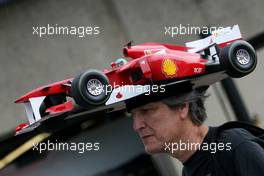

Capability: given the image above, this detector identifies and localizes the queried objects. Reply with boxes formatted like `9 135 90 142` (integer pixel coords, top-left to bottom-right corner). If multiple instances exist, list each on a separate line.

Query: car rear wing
186 25 242 53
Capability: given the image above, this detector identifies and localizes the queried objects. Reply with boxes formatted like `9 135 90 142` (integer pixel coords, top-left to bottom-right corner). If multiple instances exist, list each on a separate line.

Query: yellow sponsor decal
162 58 177 77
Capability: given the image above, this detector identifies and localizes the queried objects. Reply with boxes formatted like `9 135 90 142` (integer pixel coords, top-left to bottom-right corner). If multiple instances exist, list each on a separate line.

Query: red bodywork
15 79 72 103
15 42 209 129
106 43 206 86
15 43 207 104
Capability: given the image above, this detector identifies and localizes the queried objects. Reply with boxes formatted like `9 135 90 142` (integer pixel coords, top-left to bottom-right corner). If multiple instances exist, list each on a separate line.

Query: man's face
131 101 187 154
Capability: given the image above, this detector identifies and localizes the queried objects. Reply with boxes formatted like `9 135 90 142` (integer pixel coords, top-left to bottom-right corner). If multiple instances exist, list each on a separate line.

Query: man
127 89 264 176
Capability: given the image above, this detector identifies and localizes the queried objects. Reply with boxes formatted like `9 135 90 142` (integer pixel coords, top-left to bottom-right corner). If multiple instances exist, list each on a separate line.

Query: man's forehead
126 87 208 113
131 101 163 112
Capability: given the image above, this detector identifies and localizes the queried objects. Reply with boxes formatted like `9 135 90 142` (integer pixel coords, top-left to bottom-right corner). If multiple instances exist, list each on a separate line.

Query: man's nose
133 115 146 132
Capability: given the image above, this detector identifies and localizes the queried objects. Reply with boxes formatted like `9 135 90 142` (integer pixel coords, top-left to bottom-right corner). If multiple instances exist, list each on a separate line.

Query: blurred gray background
0 0 264 175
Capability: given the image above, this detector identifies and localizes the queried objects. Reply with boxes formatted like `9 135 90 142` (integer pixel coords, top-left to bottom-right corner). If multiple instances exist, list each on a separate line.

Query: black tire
220 40 257 78
71 69 111 108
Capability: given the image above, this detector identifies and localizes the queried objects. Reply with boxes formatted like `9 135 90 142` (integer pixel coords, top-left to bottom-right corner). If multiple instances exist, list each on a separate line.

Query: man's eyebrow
142 104 157 109
130 104 157 114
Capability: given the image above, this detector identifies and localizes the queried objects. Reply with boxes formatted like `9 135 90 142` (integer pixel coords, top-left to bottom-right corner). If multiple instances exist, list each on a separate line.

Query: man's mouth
141 135 153 139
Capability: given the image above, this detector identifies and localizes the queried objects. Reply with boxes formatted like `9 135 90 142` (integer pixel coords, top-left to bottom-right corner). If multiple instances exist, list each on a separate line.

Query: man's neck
172 124 209 163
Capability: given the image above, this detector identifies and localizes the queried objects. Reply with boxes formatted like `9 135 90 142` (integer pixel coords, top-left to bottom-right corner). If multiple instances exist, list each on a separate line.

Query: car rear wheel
71 69 111 108
220 40 257 78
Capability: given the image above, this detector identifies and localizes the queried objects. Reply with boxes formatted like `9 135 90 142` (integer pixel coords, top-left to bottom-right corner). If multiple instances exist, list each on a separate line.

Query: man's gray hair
161 90 208 125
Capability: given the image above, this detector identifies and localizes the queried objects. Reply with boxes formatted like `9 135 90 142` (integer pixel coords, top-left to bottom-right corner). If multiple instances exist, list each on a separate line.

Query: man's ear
178 102 189 120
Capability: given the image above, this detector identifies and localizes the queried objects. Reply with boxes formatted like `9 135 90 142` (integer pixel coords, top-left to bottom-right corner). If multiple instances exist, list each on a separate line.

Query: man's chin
144 144 163 154
141 136 164 154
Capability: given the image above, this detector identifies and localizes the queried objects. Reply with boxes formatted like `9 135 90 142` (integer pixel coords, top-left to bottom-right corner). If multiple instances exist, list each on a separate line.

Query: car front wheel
71 69 111 108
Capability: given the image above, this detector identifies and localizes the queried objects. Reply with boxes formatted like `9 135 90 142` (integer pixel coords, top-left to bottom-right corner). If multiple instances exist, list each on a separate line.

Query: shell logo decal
162 58 177 77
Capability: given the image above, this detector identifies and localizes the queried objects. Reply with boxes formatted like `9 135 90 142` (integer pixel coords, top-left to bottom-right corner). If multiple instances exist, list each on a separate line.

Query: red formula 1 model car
15 25 257 135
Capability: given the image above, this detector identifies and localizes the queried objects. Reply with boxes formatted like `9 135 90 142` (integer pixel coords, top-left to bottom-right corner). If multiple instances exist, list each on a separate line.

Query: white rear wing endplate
186 25 242 53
